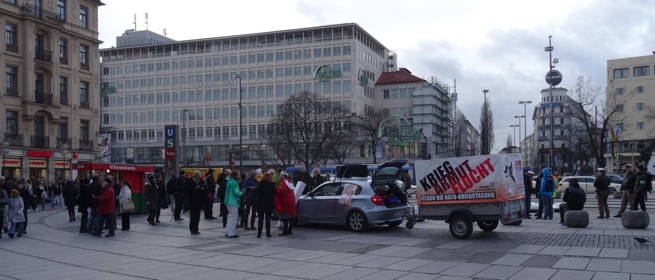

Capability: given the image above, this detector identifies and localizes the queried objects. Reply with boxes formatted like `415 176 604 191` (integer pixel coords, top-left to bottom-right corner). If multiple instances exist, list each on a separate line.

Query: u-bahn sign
545 70 562 86
164 125 179 176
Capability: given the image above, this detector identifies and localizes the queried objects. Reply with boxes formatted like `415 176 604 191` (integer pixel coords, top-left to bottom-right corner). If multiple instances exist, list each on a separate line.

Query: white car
555 176 620 197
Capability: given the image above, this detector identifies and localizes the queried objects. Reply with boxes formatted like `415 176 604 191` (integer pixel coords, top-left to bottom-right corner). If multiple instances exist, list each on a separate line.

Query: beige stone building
0 0 103 181
606 54 655 171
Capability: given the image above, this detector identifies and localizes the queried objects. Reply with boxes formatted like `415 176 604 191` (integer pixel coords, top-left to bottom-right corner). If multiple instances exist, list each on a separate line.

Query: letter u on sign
166 128 175 137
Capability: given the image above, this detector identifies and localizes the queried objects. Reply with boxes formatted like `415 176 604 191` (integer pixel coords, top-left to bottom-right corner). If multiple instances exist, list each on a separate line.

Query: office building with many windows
0 0 103 180
100 23 392 166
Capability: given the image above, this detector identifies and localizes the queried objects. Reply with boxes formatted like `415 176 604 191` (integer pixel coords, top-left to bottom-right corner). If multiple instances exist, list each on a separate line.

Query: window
637 122 645 130
5 23 17 52
5 64 17 95
343 45 351 55
80 120 89 141
58 38 68 64
314 48 322 57
6 111 18 136
615 88 624 95
383 90 390 99
59 77 68 104
634 66 650 77
79 81 89 106
612 68 628 79
311 183 343 196
636 86 644 93
79 6 89 29
636 103 644 111
615 104 623 112
79 44 89 69
56 0 66 20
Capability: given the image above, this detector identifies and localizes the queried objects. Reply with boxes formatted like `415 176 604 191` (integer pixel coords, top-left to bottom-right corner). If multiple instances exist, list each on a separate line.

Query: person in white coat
7 189 25 239
118 182 132 231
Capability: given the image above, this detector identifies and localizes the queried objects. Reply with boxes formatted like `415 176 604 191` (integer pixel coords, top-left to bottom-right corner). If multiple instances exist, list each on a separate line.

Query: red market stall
73 163 155 214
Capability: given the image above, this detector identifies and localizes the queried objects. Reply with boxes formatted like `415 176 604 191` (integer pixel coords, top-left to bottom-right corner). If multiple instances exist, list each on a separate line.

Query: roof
375 68 426 85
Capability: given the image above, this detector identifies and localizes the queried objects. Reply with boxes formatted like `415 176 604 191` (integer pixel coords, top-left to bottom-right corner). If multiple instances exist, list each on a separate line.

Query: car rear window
377 166 399 176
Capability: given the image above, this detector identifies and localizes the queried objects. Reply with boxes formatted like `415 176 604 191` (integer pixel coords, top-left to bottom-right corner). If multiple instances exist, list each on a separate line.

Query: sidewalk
0 206 654 280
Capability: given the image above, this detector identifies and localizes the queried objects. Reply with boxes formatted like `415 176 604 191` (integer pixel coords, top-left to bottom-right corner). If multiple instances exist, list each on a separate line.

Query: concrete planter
622 211 650 229
564 210 589 228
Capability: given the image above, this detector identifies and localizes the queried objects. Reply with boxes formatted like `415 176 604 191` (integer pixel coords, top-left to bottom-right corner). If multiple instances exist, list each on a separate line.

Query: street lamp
514 115 525 151
518 100 532 166
544 35 558 169
235 74 243 171
482 89 490 154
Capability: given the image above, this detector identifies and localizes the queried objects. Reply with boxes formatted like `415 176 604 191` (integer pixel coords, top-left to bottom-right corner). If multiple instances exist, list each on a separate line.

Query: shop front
29 158 48 179
2 158 22 179
54 161 71 181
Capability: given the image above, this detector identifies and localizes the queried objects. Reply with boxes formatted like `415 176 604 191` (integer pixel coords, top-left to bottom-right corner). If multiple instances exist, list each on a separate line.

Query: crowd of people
522 164 652 224
0 166 326 240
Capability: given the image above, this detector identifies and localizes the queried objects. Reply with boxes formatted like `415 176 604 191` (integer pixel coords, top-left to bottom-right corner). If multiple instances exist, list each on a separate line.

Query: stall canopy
74 163 156 214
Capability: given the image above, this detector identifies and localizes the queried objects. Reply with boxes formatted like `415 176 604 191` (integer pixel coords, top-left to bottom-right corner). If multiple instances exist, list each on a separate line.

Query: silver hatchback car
297 160 412 232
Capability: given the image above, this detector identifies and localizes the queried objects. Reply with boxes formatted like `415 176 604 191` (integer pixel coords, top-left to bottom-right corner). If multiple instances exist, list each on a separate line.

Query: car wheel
347 211 368 232
449 214 473 239
387 220 403 228
477 220 499 232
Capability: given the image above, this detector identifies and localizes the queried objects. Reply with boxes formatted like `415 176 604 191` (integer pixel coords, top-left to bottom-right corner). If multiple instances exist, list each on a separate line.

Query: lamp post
518 100 532 165
235 74 243 171
544 35 560 169
510 124 519 150
482 89 490 154
514 115 525 151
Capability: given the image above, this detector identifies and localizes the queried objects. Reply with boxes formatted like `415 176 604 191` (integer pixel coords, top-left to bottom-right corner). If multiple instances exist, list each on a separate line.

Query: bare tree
479 98 494 155
569 76 630 168
265 92 351 170
351 110 387 164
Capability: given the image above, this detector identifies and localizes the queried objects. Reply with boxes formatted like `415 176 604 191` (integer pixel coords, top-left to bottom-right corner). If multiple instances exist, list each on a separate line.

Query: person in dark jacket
523 169 533 219
593 168 611 218
170 173 185 221
204 170 217 220
559 178 586 224
188 171 207 234
256 172 276 238
294 167 313 195
217 170 228 228
88 177 103 234
310 168 325 193
62 180 78 222
77 178 92 233
241 170 258 230
156 175 169 219
615 165 636 217
145 176 160 225
93 178 116 237
631 165 652 211
0 178 8 239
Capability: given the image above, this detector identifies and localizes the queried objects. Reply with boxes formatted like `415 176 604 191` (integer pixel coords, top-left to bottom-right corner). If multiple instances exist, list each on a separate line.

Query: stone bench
564 210 589 228
622 211 650 229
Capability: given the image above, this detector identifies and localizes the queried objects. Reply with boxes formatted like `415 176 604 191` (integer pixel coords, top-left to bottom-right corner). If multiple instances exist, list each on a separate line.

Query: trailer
413 154 525 239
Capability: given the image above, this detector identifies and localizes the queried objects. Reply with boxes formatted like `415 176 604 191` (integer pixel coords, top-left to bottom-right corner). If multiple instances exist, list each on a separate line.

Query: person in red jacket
275 171 296 236
93 178 116 237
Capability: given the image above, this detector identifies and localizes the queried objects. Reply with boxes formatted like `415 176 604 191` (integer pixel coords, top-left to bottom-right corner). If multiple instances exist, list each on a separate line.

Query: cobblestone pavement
1 205 655 280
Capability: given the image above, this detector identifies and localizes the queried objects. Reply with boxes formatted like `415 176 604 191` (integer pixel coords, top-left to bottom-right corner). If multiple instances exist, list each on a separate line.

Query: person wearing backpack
538 168 555 220
632 165 652 211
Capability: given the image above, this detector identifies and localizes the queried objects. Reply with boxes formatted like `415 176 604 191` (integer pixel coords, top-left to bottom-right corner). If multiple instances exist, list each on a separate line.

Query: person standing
18 181 31 235
241 171 258 230
256 172 276 238
522 169 533 219
7 189 25 239
93 178 116 237
275 171 296 236
188 171 206 235
145 176 160 225
173 173 186 221
52 181 63 208
204 169 217 220
559 178 586 224
534 171 543 219
538 168 555 220
77 178 92 233
593 168 611 218
310 168 325 193
294 166 312 195
224 170 243 238
118 181 132 231
0 180 8 239
615 165 636 217
34 180 45 211
217 170 228 228
156 175 169 223
632 165 652 211
62 180 78 222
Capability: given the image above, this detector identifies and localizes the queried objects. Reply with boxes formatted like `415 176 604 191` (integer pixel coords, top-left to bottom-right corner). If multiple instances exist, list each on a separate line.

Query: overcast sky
99 0 655 153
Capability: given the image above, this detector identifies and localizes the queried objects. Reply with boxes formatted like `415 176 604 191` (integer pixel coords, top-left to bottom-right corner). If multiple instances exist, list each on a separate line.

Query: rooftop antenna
145 12 149 30
133 13 136 30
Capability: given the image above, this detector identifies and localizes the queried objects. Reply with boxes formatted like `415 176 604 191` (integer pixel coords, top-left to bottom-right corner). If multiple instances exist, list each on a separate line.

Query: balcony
56 137 71 147
19 4 65 25
34 91 53 105
79 139 93 151
34 48 52 62
80 63 89 71
5 88 18 96
31 135 49 148
79 102 90 109
4 133 22 146
5 43 18 53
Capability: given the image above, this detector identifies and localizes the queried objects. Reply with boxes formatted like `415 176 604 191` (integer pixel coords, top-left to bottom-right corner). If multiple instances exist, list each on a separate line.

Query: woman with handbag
118 181 133 231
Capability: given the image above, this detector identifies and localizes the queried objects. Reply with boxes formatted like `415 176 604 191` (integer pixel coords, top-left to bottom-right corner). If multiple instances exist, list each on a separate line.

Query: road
1 205 655 280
